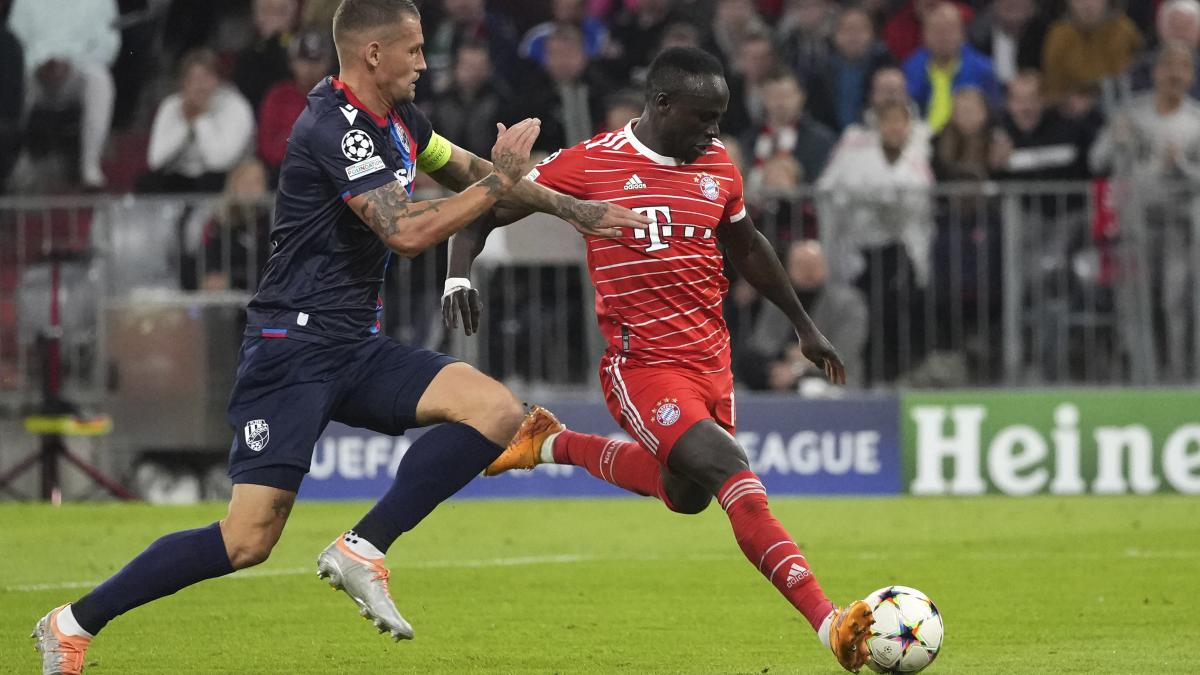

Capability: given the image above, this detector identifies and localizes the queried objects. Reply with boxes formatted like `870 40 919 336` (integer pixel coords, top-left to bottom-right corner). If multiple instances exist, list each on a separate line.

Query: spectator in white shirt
817 100 934 381
8 0 120 188
140 49 255 193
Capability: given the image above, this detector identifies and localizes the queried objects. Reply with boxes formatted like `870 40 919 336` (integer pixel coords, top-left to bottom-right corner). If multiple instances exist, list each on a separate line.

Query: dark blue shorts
226 335 456 492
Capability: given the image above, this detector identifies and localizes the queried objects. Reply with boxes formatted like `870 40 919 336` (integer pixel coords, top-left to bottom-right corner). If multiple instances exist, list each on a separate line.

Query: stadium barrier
1 181 1199 492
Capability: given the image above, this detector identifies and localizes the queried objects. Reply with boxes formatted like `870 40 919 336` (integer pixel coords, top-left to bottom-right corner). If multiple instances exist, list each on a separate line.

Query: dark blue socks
71 522 234 635
353 422 503 554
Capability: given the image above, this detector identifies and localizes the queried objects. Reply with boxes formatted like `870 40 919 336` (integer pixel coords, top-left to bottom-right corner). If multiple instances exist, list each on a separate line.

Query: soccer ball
863 585 943 673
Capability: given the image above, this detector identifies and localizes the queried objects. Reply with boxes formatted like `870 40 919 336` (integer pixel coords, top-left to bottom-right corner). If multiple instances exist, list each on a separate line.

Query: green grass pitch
1 496 1196 673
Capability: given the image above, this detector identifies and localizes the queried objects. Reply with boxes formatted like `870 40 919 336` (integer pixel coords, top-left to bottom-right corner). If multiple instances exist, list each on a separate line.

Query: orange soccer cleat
483 405 564 476
828 600 874 673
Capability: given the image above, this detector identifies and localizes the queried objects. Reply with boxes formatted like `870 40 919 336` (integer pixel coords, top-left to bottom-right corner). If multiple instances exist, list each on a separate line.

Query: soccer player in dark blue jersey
32 1 649 672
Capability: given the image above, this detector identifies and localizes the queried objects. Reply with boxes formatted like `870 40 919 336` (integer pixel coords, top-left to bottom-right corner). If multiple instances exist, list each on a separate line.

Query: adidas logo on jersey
785 562 810 588
623 174 647 190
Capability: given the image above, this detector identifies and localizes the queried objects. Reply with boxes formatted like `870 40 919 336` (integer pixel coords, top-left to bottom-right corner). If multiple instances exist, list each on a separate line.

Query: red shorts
598 353 736 465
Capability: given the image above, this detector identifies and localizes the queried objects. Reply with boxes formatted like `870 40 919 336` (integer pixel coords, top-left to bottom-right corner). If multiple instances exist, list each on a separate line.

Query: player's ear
654 92 671 114
364 40 382 69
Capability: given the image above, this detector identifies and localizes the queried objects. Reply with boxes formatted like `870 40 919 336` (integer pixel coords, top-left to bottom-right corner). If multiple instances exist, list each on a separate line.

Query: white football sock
343 531 384 559
56 604 94 639
817 609 835 649
539 431 562 464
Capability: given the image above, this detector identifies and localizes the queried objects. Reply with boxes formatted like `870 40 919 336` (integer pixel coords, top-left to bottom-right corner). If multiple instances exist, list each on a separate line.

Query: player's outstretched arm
347 119 541 257
424 133 647 237
718 215 847 385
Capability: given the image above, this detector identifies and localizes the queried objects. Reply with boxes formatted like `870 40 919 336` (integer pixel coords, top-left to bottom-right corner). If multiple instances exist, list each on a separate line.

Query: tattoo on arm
479 172 507 198
271 495 293 521
359 181 443 239
437 152 493 191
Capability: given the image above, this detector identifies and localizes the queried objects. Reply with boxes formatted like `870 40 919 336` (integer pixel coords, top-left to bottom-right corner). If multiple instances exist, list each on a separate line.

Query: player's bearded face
376 16 427 104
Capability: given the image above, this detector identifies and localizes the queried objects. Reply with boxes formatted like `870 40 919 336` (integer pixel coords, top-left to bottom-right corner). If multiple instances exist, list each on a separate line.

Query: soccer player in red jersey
443 47 875 672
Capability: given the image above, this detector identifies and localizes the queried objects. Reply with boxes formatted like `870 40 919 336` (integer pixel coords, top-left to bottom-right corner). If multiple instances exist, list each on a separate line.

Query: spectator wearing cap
1127 0 1200 100
1041 0 1142 104
140 49 255 193
8 0 120 189
902 2 999 134
427 41 512 160
233 0 299 112
257 28 334 179
519 0 608 67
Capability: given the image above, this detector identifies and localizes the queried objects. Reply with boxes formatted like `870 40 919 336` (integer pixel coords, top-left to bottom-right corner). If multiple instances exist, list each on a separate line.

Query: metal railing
0 180 1197 417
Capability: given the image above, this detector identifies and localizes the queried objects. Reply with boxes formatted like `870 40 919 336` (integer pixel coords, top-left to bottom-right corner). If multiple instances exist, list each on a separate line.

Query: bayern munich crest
697 174 720 201
652 399 682 426
341 129 375 161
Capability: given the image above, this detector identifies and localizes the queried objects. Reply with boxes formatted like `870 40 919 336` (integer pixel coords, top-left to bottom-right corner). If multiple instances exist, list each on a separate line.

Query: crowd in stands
1 0 1198 389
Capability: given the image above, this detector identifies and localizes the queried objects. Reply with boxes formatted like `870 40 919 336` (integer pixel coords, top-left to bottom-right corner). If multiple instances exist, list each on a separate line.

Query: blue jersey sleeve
305 111 398 201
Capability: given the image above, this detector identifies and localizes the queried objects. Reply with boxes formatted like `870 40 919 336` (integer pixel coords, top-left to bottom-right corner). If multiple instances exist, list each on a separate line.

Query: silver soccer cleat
316 536 414 641
31 605 91 675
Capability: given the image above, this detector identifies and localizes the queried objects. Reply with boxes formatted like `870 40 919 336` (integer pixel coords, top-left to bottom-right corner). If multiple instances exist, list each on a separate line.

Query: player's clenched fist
492 119 542 187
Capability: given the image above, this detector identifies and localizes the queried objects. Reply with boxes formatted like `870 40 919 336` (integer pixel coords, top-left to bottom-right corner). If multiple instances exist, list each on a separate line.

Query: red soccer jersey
529 119 747 373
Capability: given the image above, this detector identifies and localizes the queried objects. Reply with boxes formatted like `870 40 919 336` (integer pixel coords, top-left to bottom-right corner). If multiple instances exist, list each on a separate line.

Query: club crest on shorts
651 398 681 426
244 419 270 452
695 173 720 201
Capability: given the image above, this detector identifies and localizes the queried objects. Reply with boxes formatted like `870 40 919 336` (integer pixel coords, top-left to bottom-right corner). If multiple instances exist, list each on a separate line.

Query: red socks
717 471 834 630
552 433 834 631
552 430 673 505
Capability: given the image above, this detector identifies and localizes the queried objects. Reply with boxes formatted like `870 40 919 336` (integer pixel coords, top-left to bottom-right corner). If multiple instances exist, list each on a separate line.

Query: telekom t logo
631 205 672 252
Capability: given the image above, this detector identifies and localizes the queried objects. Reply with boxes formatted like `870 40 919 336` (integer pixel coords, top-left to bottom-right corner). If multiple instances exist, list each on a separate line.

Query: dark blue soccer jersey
246 77 433 342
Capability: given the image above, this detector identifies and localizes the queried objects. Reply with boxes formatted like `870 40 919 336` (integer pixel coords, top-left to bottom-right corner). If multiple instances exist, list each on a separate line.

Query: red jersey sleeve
526 144 589 198
723 164 747 224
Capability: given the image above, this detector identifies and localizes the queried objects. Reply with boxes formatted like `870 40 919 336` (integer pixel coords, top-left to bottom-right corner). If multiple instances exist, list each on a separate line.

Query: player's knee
471 381 524 446
666 491 713 515
222 524 279 569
